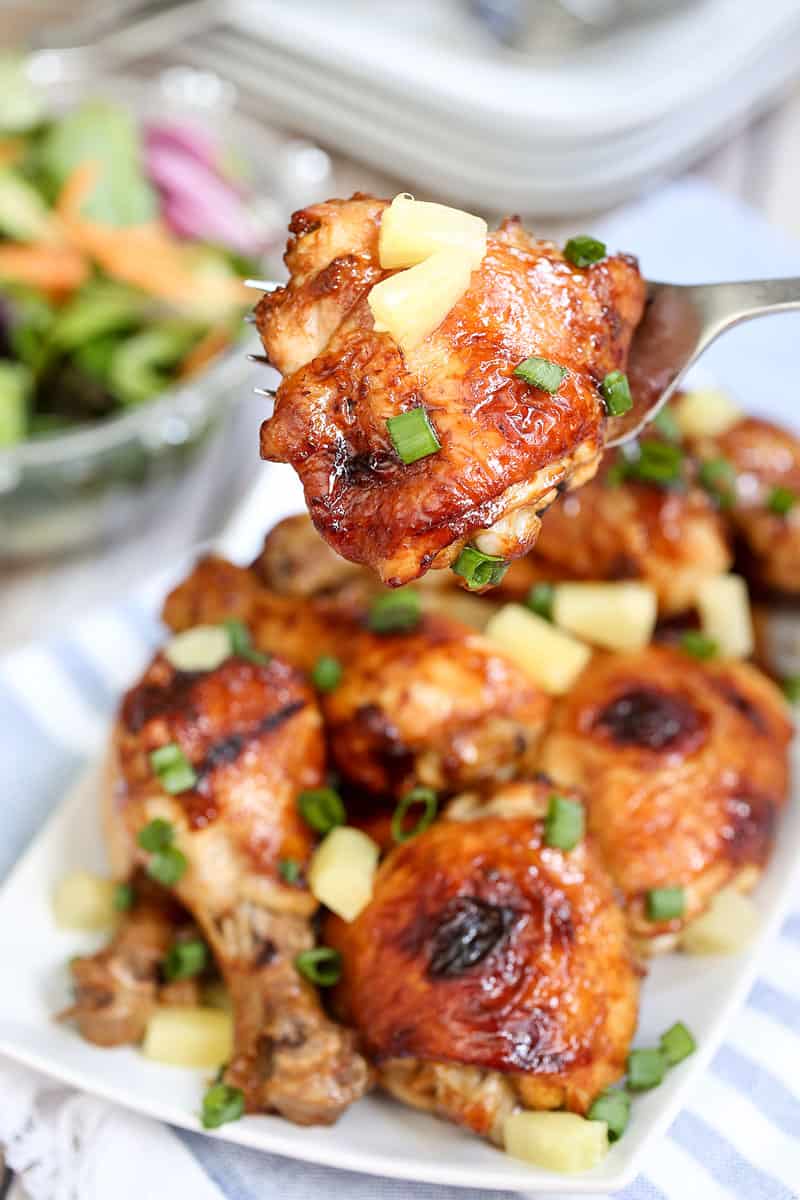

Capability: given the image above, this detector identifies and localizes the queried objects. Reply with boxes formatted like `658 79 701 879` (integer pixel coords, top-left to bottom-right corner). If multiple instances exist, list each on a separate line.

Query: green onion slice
201 1082 245 1129
149 744 197 795
783 675 800 704
311 655 343 693
391 786 438 843
628 439 684 486
452 546 509 591
295 946 342 987
137 817 174 853
698 457 736 507
297 787 346 834
563 235 607 268
651 405 681 441
222 619 269 665
387 406 441 465
627 1047 667 1091
768 485 797 516
164 938 207 981
587 1089 630 1142
146 845 188 887
525 581 554 621
149 744 183 772
646 886 686 921
680 630 718 661
514 355 567 394
113 882 134 912
278 857 301 884
601 370 633 416
544 793 585 852
660 1021 696 1066
367 589 421 634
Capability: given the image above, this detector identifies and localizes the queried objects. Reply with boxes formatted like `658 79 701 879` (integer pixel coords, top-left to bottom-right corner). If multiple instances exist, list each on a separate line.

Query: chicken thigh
257 196 646 586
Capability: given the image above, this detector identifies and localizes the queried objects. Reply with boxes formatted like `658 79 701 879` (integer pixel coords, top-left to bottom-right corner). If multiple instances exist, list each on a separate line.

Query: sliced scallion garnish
627 1047 667 1091
164 938 207 981
660 1021 696 1066
601 370 633 417
767 485 796 516
514 355 566 394
543 793 584 852
148 743 197 795
146 845 187 887
311 655 343 693
387 406 441 465
391 786 438 843
698 456 736 508
680 630 717 661
278 858 301 884
367 589 421 634
297 787 346 834
646 886 685 921
587 1089 630 1141
113 882 134 912
201 1082 245 1129
451 546 509 591
295 946 342 986
525 581 554 621
563 235 606 268
783 675 800 704
222 619 269 666
137 817 174 853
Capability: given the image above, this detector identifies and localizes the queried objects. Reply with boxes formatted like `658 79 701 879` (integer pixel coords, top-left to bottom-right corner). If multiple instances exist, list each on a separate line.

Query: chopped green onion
628 439 684 486
452 546 509 591
604 460 629 488
367 588 421 634
298 787 346 834
113 882 134 912
767 485 797 516
660 1021 696 1066
627 1047 667 1091
514 355 567 394
311 655 343 693
563 235 607 268
164 938 207 981
544 793 585 851
525 581 554 621
137 818 174 853
295 946 342 987
783 675 800 704
680 630 718 661
146 846 188 887
391 786 438 843
698 457 736 507
651 405 681 442
646 886 686 921
149 744 183 772
149 744 197 795
387 406 441 465
601 370 633 416
587 1089 630 1142
222 618 269 665
201 1082 245 1129
278 858 301 884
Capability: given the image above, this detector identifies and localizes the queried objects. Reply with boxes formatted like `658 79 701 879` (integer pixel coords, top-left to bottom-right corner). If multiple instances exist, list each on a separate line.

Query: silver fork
243 276 800 445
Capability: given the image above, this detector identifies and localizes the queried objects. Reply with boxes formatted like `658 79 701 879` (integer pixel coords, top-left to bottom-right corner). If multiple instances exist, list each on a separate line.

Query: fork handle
685 276 800 349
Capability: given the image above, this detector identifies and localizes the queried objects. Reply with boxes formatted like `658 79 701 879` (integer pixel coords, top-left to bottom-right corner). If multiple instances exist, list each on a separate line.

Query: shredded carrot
178 325 231 378
0 243 89 299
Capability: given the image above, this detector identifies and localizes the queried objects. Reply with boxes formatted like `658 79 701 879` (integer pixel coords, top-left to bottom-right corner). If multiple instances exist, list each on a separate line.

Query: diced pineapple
553 582 658 652
142 1006 233 1069
52 871 117 932
368 249 475 353
696 574 753 659
485 604 592 695
503 1110 609 1174
679 885 759 955
309 826 380 922
674 388 742 439
379 193 487 270
164 625 231 672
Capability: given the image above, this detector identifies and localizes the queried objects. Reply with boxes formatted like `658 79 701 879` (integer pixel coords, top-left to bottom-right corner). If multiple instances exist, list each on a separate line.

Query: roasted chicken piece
687 416 800 596
539 645 792 953
104 650 370 1124
495 454 732 616
257 196 646 586
325 780 638 1143
62 880 200 1047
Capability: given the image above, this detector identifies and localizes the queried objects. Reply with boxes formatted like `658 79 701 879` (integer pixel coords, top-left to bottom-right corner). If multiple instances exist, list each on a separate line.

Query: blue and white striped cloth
1 179 799 1199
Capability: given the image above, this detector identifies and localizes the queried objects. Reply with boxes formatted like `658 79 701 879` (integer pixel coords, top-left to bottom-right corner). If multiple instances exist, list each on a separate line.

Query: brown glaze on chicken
539 645 791 951
325 781 638 1142
688 417 800 596
104 652 371 1124
257 196 646 586
496 455 732 616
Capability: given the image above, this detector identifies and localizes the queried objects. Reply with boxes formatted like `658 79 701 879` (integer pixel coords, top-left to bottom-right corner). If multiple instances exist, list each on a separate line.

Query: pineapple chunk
485 604 592 695
553 582 657 652
164 625 231 672
53 871 117 932
368 249 475 353
696 574 753 659
674 388 742 439
142 1007 233 1069
679 885 759 955
379 193 487 270
309 826 380 922
503 1111 609 1174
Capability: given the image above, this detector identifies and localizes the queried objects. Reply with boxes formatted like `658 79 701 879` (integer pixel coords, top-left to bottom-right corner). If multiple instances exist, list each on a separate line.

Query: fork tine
247 353 271 364
244 278 282 292
254 387 277 398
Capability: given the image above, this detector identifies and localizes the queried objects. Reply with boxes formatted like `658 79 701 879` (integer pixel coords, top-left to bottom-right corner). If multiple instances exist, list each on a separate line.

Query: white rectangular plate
0 733 796 1192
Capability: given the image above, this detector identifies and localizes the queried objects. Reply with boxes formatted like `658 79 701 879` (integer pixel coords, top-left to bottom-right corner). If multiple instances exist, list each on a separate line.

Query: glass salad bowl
0 62 324 559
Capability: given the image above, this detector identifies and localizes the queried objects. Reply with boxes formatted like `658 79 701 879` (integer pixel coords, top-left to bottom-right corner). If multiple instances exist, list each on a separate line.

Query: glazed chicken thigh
257 196 646 586
103 650 370 1124
325 780 638 1143
539 645 791 952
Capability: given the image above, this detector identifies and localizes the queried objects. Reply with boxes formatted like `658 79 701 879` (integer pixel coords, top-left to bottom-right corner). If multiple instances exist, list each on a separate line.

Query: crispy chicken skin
257 196 646 586
496 455 732 616
688 417 800 595
539 646 791 952
325 781 638 1143
104 651 371 1124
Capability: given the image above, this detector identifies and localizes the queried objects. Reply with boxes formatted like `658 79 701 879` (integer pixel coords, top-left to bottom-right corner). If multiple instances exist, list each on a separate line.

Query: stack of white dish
180 0 800 214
